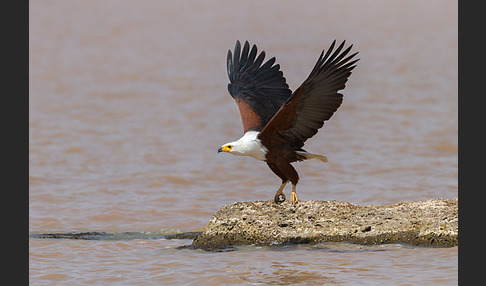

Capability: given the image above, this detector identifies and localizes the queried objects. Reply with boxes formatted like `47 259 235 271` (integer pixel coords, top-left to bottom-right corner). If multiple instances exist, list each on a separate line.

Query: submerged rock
192 198 458 250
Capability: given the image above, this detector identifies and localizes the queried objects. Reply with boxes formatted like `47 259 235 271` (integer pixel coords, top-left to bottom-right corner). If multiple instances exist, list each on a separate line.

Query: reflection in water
242 266 339 285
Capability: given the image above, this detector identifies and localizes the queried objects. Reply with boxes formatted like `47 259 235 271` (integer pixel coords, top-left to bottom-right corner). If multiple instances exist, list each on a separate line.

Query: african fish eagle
218 40 358 206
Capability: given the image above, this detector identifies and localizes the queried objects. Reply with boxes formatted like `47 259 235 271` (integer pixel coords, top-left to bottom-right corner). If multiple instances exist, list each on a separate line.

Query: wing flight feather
259 40 359 149
227 40 292 133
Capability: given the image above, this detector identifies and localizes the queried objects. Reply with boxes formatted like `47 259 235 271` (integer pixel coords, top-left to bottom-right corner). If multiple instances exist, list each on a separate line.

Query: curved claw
291 184 298 206
291 191 298 206
274 191 286 203
273 181 288 204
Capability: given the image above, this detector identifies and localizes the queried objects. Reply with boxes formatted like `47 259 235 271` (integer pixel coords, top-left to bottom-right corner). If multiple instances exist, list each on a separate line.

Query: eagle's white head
218 131 267 161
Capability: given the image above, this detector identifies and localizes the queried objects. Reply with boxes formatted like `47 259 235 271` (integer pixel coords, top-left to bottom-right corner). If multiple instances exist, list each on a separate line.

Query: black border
458 1 480 285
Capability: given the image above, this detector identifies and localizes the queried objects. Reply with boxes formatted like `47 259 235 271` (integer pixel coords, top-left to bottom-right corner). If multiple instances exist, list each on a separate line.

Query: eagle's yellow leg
274 181 288 203
291 184 298 206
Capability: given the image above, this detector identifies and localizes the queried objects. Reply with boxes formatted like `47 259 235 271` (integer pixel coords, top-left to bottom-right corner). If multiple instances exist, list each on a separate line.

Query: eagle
218 40 358 206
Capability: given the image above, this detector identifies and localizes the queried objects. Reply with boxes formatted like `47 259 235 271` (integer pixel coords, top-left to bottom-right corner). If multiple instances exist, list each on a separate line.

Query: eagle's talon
274 191 286 203
274 194 286 203
291 191 298 206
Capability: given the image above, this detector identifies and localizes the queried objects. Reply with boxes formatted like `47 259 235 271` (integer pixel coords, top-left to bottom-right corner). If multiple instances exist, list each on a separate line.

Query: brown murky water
30 0 458 284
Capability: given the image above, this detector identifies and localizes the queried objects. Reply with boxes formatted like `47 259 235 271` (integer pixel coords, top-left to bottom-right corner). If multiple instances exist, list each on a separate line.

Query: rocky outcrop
192 198 458 251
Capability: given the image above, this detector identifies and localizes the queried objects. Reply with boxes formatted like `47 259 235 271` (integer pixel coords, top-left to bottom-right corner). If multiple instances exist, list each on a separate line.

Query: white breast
229 131 268 161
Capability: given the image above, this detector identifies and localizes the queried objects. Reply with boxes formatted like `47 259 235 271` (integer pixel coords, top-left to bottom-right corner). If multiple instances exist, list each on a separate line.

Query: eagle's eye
227 145 233 149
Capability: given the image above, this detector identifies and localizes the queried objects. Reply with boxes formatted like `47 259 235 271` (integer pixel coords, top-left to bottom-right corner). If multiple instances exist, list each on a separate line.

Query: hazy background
30 1 457 284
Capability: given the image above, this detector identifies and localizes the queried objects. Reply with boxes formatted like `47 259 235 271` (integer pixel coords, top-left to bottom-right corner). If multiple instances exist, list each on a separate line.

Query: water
29 0 458 284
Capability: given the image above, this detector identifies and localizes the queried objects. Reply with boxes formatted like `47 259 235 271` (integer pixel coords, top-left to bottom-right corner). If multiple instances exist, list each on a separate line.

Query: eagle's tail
296 151 328 162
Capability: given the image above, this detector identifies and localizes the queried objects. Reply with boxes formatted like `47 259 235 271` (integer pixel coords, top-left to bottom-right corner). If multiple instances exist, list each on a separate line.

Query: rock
192 198 458 250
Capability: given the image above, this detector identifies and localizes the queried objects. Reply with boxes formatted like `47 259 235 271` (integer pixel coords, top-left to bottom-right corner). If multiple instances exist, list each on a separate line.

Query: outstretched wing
227 40 292 133
259 40 359 149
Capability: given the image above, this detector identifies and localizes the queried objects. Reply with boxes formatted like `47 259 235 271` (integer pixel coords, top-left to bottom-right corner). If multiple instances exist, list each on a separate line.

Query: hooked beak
218 145 231 153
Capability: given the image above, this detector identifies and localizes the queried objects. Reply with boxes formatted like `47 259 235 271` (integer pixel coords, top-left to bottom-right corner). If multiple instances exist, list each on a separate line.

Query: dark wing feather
227 40 292 133
259 40 359 149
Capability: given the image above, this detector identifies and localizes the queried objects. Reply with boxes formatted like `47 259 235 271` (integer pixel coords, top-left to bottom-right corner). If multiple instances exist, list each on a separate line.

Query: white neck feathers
227 131 268 161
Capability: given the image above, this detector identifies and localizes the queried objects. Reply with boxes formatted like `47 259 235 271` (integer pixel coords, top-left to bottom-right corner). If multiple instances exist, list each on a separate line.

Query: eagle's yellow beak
218 145 232 153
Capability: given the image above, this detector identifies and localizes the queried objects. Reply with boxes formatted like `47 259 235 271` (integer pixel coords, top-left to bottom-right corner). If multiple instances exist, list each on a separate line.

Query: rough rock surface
192 198 458 250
